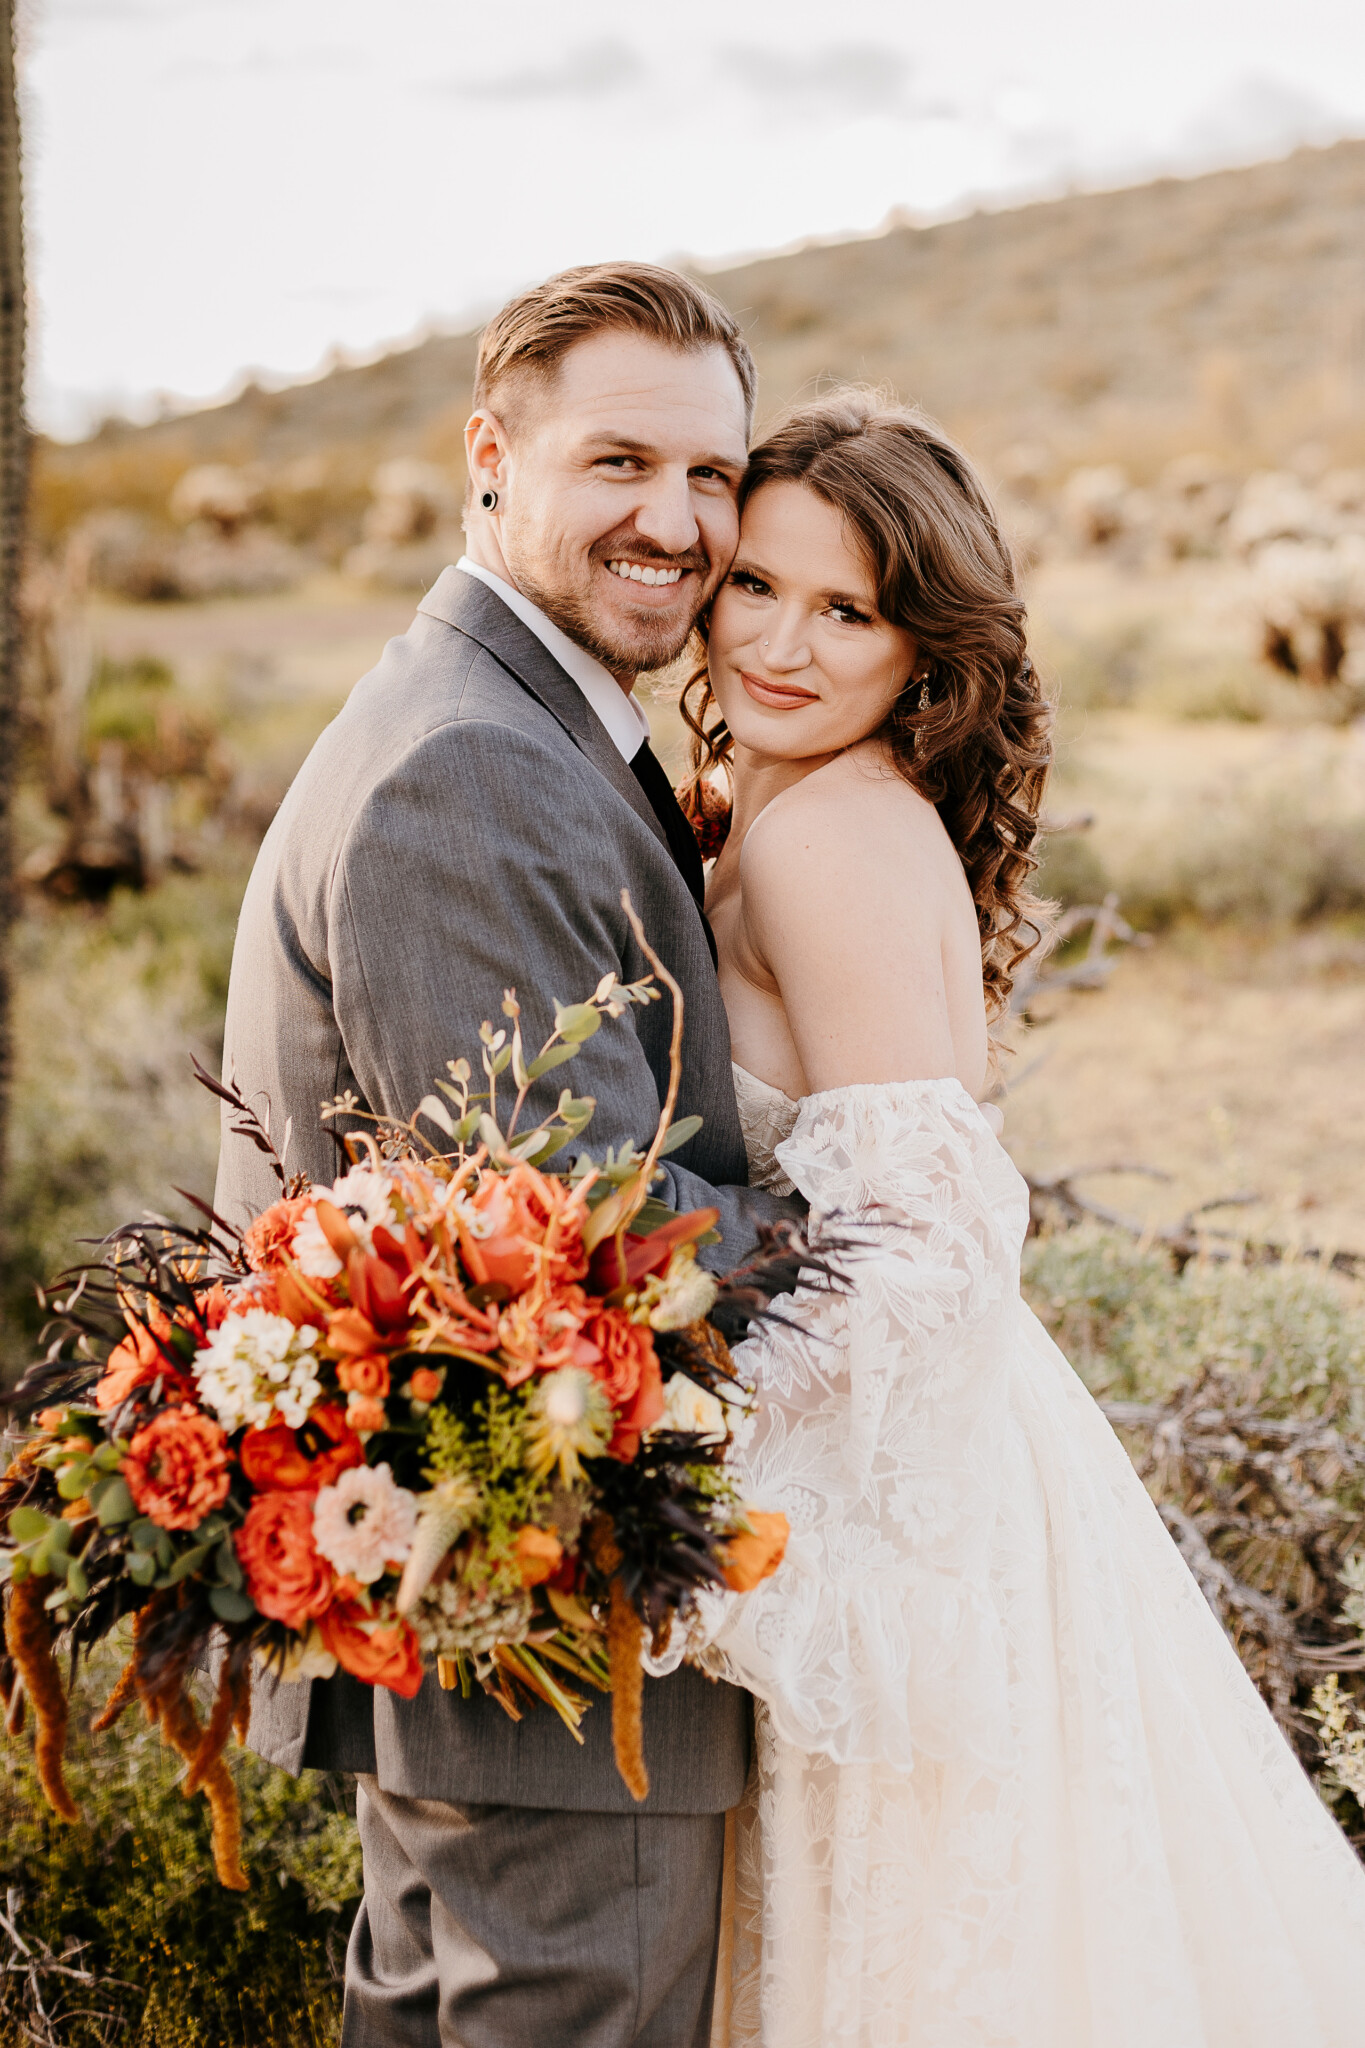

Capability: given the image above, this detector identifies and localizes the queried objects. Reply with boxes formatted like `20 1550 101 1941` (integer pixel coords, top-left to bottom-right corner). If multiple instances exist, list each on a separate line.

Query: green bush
1 1647 358 2047
1022 1224 1365 1408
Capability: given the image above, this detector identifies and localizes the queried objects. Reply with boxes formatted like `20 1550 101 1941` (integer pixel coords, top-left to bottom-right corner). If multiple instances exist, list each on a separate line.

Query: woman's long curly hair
679 390 1054 1017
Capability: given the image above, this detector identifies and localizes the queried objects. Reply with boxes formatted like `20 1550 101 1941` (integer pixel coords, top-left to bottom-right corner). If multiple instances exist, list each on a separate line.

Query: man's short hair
473 261 757 429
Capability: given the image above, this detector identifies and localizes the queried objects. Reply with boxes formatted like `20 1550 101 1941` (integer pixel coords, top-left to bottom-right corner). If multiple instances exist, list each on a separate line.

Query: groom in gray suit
213 263 792 2045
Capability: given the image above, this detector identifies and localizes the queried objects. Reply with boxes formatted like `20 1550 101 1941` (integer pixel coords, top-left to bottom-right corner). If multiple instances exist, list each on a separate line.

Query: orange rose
721 1510 790 1593
336 1353 391 1399
318 1601 424 1697
346 1394 388 1436
514 1525 564 1587
95 1310 194 1412
123 1408 232 1531
605 1339 665 1462
239 1403 363 1492
236 1490 335 1628
456 1163 588 1295
243 1194 312 1273
582 1310 654 1408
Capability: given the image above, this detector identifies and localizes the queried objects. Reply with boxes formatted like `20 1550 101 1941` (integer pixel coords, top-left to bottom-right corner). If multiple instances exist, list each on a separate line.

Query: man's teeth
607 560 684 586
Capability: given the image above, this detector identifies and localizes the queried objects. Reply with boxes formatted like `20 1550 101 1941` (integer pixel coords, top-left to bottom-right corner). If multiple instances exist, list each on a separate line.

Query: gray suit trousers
342 1779 724 2048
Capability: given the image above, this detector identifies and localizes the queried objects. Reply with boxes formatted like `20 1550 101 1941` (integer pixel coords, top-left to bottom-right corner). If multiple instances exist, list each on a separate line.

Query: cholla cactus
1310 1675 1365 1809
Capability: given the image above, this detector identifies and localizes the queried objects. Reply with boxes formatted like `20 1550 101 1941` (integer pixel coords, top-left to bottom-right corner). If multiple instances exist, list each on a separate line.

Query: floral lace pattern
711 1080 1365 2047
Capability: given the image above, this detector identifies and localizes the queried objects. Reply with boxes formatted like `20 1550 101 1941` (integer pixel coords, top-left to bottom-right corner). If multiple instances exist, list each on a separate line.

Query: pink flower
312 1463 418 1584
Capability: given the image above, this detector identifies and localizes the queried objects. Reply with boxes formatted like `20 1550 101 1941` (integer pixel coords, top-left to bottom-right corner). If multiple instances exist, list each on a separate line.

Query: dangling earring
480 489 499 511
917 673 931 711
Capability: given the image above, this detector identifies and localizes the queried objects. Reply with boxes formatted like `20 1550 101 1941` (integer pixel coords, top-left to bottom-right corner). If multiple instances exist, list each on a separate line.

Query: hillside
34 138 1365 534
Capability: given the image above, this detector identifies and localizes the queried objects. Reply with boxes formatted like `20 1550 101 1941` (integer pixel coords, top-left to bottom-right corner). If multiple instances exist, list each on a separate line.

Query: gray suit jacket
214 567 792 1813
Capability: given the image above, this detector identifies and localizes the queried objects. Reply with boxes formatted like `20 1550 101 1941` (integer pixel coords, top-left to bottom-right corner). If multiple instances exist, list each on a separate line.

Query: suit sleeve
329 720 800 1266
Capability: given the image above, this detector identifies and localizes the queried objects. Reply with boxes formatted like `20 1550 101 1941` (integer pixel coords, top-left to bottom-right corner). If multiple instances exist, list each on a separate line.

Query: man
213 262 795 2046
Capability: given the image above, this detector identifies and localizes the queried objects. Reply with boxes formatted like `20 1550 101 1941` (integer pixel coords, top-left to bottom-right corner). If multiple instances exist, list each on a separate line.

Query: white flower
645 1251 719 1332
656 1372 727 1442
192 1309 321 1432
293 1165 403 1279
259 1627 338 1684
313 1463 419 1584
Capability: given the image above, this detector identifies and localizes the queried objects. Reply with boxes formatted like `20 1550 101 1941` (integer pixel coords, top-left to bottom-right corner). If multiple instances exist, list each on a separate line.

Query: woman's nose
761 608 813 670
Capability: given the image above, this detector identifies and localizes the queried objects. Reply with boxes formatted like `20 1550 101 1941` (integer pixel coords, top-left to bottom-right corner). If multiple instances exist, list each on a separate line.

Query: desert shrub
1022 1224 1365 1405
0 1646 357 2047
1031 829 1111 908
1 861 249 1380
1112 782 1365 927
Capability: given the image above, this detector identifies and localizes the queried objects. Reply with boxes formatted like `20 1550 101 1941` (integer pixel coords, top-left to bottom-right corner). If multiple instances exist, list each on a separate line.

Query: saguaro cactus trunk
0 0 25 1265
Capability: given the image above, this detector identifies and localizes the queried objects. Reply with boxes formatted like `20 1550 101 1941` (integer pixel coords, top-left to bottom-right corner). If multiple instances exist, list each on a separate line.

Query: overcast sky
24 0 1365 437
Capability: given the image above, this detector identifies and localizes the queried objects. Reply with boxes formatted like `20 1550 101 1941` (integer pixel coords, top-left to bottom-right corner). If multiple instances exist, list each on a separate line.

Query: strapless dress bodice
732 1061 800 1195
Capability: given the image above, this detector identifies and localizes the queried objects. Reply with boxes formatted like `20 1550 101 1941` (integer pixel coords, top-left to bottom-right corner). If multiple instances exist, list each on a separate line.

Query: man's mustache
590 531 711 576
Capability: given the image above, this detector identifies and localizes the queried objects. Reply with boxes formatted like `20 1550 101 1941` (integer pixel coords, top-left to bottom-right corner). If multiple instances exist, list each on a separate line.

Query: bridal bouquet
0 896 802 1889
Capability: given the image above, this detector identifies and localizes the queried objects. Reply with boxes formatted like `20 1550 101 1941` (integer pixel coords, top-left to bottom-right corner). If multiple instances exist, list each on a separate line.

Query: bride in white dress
677 392 1365 2046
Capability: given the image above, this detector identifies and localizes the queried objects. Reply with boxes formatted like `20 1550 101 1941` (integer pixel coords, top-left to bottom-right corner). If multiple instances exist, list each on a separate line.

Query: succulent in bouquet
1 896 824 1887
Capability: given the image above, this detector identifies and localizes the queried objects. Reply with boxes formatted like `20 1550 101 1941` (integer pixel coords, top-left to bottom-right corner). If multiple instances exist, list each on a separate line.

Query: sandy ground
1003 927 1365 1256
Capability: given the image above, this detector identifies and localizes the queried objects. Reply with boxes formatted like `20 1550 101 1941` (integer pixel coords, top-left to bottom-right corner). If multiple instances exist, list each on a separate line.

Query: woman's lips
739 669 820 709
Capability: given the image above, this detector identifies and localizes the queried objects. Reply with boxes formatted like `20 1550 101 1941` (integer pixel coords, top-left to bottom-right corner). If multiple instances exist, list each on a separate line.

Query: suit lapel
418 568 668 852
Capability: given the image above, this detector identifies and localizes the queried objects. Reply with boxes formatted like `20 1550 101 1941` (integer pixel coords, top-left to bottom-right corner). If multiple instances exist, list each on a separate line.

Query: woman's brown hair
679 390 1054 1017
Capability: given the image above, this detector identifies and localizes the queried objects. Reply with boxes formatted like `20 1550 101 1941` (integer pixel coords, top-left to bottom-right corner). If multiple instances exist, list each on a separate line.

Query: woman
679 392 1365 2046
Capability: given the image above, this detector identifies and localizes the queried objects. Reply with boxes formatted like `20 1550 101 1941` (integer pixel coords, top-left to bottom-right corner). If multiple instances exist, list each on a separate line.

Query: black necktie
629 741 718 967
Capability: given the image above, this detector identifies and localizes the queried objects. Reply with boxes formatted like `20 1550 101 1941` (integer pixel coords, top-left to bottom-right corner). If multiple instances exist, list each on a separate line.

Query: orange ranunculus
496 1285 594 1385
582 1309 653 1408
336 1353 391 1399
346 1394 388 1436
407 1367 442 1403
238 1402 363 1493
275 1265 329 1327
456 1163 589 1295
318 1601 424 1697
721 1510 790 1593
236 1490 335 1628
123 1408 232 1531
603 1338 665 1462
514 1525 564 1587
94 1308 194 1412
243 1194 312 1274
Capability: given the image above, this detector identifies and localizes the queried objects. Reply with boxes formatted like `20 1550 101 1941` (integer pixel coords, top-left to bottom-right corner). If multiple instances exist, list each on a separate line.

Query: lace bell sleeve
710 1078 1032 1774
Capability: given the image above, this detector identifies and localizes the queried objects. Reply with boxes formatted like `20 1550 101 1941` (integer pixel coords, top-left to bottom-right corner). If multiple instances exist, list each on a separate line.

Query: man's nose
632 468 701 557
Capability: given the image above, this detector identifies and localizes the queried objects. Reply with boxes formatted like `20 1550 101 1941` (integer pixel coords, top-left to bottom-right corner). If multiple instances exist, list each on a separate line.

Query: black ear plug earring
480 490 499 511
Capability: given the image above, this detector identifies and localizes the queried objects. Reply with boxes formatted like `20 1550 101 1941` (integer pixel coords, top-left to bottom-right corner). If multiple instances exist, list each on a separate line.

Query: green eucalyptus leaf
509 1129 554 1161
43 1583 70 1611
489 1046 513 1076
154 1530 176 1571
129 1516 160 1550
417 1094 456 1137
8 1505 51 1544
209 1586 255 1623
96 1477 135 1527
66 1560 90 1603
526 1044 580 1078
657 1115 704 1157
215 1538 243 1590
92 1442 125 1474
56 1462 92 1501
127 1551 158 1586
164 1541 213 1585
553 1003 602 1044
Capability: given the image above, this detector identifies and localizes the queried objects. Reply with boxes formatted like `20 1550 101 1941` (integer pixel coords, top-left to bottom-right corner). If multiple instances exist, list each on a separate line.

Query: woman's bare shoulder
741 745 949 881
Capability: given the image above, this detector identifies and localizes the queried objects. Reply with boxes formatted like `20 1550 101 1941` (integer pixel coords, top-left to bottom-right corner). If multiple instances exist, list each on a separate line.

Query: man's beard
515 530 713 679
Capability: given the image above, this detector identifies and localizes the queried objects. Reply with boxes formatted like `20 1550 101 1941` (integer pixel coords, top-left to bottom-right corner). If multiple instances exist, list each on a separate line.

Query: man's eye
690 466 729 484
597 456 641 473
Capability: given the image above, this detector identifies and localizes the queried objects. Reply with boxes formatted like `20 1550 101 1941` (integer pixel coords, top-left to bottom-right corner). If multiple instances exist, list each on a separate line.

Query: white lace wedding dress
708 1067 1365 2048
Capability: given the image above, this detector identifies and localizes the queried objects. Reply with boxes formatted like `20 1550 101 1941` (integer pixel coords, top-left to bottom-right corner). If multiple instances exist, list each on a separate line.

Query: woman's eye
730 570 772 597
828 600 872 625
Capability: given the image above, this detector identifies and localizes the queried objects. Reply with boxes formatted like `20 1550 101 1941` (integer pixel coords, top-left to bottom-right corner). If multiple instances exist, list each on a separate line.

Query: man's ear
465 408 511 498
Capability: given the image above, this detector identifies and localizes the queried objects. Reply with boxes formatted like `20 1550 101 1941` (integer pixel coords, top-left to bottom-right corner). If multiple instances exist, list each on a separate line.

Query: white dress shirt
454 556 651 763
